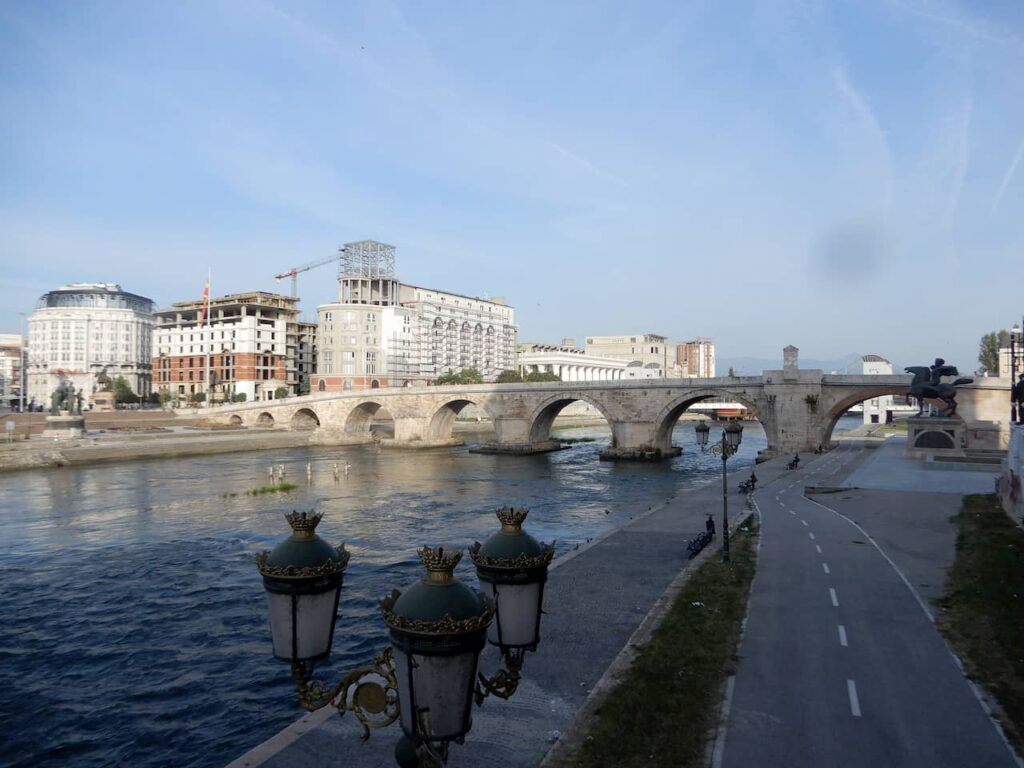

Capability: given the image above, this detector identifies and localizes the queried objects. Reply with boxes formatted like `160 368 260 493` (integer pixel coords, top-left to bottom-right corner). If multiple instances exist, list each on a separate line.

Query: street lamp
694 420 744 562
1011 321 1023 425
256 507 553 767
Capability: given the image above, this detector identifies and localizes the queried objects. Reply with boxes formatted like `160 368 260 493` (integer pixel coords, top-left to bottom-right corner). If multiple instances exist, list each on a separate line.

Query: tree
146 391 162 405
496 369 523 383
273 386 290 400
525 371 560 382
458 368 484 384
232 392 247 403
978 330 1010 374
188 392 206 404
112 376 139 405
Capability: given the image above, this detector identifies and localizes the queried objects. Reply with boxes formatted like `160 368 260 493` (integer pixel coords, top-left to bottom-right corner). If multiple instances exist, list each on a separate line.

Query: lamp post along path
256 507 553 767
695 420 744 562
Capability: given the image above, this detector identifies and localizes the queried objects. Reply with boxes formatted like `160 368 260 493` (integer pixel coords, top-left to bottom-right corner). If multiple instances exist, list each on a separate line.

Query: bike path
720 442 1019 768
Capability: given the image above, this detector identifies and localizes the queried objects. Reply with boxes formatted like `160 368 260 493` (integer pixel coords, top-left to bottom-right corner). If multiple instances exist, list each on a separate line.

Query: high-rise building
153 291 315 403
583 333 669 377
676 337 716 378
26 283 155 407
313 241 517 391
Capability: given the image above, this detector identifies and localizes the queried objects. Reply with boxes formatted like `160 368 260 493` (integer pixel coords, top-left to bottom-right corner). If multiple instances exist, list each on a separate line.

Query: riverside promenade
229 445 831 768
229 435 1020 768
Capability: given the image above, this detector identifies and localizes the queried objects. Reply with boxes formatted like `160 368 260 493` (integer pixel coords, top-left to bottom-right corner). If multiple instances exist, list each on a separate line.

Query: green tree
496 369 523 383
188 391 206 404
146 391 162 405
232 392 248 403
978 330 1010 374
112 376 139 405
525 371 560 382
273 386 290 400
458 368 484 384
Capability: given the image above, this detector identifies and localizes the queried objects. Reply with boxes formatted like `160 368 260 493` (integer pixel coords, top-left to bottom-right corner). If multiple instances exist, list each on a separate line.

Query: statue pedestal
905 416 965 459
92 390 116 412
43 412 86 440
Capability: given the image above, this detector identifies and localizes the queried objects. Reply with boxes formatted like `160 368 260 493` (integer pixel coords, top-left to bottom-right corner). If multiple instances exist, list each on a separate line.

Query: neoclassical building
313 241 517 391
517 342 626 381
26 283 155 406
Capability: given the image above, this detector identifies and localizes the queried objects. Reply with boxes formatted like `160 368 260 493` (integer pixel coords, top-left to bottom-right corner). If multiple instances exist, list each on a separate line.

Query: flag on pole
199 271 210 325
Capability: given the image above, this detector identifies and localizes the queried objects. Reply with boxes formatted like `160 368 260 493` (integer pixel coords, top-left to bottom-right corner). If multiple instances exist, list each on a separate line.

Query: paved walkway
228 452 782 768
720 440 1018 768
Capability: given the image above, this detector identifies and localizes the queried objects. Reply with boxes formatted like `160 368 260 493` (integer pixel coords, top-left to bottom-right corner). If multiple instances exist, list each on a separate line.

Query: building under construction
313 241 517 391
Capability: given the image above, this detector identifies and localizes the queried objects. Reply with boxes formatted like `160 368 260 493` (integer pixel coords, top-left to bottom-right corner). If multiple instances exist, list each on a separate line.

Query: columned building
26 283 155 407
313 241 517 392
153 292 313 403
0 335 24 409
517 343 626 381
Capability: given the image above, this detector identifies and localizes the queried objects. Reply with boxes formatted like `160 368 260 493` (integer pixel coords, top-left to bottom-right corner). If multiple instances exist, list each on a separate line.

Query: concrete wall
999 425 1023 525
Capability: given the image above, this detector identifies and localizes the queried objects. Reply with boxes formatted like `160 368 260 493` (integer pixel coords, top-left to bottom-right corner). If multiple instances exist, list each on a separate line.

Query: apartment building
584 333 670 377
676 337 716 378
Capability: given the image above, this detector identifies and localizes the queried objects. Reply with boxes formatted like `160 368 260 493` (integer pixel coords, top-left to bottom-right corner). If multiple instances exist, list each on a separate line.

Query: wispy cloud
992 134 1024 213
885 0 1024 50
831 66 894 206
944 93 972 225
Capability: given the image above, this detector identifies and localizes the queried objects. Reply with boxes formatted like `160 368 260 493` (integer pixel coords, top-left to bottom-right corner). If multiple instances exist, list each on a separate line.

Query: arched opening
344 401 384 434
370 379 381 389
821 386 914 445
257 412 275 428
290 408 320 431
653 390 761 456
318 380 326 392
229 414 243 426
427 399 490 442
527 394 613 449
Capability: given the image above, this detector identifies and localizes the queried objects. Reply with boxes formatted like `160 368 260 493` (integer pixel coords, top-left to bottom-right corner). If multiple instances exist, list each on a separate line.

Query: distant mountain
716 353 869 376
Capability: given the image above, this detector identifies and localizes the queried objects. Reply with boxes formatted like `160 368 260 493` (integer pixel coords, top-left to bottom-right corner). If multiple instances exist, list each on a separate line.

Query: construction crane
274 249 345 297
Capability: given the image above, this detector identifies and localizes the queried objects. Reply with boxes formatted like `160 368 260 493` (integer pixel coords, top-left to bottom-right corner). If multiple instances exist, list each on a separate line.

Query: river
0 416 858 767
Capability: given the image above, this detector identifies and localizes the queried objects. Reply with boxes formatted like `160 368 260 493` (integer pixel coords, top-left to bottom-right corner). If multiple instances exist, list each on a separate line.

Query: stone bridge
203 364 1010 459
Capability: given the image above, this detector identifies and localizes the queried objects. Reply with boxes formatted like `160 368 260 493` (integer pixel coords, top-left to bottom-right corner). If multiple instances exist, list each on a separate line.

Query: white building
313 241 517 391
584 333 669 377
517 343 627 381
0 334 24 409
675 337 716 378
27 283 155 407
862 354 896 424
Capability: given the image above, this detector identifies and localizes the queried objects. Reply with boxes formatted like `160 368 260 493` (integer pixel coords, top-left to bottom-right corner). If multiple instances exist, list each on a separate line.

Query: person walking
1013 373 1024 425
748 471 757 491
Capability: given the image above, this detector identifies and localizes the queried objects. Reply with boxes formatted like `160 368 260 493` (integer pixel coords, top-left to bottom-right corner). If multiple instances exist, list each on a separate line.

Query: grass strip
556 517 758 768
937 493 1024 753
246 482 299 496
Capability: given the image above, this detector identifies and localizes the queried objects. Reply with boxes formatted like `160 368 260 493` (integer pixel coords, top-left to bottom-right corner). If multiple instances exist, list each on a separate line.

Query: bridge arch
526 393 615 445
427 398 491 441
257 412 275 428
820 385 910 444
344 401 385 435
653 389 762 453
290 408 321 431
228 414 243 426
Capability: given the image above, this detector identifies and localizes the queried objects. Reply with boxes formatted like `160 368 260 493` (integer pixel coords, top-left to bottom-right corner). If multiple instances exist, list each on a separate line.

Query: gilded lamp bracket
290 647 400 739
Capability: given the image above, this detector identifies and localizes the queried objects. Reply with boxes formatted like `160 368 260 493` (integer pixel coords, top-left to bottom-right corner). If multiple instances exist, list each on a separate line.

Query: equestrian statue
905 358 973 417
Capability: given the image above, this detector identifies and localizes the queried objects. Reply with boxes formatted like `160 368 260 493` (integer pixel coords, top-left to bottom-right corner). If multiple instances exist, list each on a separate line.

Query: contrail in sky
992 134 1024 213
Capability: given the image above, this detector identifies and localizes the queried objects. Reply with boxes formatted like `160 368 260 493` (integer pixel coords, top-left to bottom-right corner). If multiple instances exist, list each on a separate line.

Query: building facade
312 241 517 391
517 342 627 381
675 337 716 378
26 283 155 407
153 291 313 403
0 334 24 409
584 333 670 377
862 354 896 424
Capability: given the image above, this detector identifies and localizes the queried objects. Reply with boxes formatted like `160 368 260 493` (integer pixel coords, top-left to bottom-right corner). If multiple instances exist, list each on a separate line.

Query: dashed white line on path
847 679 862 717
801 520 809 527
838 625 848 647
815 545 822 553
809 532 816 540
829 588 839 607
822 563 830 574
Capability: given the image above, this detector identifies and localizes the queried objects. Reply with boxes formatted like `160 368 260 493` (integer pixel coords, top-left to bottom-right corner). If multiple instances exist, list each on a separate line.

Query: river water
0 417 856 767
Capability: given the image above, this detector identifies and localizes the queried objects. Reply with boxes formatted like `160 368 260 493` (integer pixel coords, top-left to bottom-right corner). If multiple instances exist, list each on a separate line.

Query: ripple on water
0 419 830 768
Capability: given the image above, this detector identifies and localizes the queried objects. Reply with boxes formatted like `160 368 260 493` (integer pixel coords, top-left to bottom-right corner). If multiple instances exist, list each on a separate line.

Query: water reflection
0 417 858 768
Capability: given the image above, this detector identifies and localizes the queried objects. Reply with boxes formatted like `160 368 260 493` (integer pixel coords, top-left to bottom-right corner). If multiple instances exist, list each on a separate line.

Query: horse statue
905 358 973 417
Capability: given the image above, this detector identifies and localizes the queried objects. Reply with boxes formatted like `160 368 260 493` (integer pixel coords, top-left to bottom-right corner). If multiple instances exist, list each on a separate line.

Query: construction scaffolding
340 241 396 279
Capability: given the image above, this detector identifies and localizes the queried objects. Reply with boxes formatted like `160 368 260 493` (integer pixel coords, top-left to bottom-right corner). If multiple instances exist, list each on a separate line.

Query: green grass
937 494 1024 753
556 518 759 768
245 481 299 496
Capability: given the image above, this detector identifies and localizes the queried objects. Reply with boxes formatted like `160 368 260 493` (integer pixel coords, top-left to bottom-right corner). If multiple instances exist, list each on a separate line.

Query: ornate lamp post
256 507 553 767
694 420 744 562
1011 322 1023 425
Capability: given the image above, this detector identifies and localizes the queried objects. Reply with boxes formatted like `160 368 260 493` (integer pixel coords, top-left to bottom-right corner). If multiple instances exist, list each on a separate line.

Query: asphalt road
720 443 1019 768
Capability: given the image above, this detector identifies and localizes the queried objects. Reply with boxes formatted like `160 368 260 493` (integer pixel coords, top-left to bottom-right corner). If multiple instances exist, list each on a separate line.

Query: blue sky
2 0 1022 370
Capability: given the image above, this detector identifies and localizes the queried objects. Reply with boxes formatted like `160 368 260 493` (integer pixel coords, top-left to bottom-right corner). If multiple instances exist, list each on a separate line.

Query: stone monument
42 378 86 439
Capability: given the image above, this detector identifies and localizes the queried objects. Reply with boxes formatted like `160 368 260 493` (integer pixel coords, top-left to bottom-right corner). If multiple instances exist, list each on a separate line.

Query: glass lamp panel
407 651 479 741
265 588 339 661
488 582 542 648
394 648 415 734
